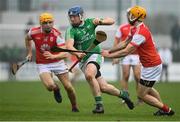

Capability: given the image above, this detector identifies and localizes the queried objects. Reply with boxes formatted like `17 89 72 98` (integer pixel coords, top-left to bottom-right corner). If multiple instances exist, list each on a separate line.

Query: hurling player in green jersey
65 6 134 113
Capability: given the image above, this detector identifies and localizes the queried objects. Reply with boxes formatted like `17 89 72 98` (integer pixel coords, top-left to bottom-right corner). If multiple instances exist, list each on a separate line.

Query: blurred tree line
0 46 35 63
0 46 35 80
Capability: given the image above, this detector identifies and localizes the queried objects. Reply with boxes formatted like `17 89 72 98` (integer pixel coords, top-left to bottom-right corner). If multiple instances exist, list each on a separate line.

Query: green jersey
65 18 101 62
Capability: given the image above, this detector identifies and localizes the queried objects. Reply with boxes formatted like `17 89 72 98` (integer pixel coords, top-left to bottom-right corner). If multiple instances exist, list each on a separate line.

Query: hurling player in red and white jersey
25 12 79 112
102 6 174 116
112 9 141 104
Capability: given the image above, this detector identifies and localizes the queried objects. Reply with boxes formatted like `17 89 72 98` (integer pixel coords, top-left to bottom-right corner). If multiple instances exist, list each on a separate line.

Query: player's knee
137 90 146 99
85 72 94 81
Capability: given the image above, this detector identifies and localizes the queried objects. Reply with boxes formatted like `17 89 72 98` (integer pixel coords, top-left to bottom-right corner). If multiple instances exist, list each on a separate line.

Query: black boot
92 104 104 114
153 108 175 116
53 87 62 103
120 90 134 110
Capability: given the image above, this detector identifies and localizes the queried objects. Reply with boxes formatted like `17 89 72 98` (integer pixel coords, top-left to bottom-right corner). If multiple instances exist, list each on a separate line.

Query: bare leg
97 76 120 96
97 75 134 110
85 63 104 113
85 64 101 97
138 84 164 109
71 67 81 83
57 72 78 111
121 65 131 91
149 87 162 102
132 64 141 91
39 72 58 91
132 64 143 105
39 72 61 103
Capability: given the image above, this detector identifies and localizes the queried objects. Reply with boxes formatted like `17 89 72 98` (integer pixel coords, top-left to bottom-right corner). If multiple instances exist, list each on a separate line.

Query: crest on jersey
40 44 50 52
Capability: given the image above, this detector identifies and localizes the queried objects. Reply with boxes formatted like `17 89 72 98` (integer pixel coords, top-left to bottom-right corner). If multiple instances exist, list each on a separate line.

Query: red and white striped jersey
28 26 65 64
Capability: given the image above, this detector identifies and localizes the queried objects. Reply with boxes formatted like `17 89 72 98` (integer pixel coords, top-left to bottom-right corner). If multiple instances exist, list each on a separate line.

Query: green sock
119 90 129 98
95 96 103 105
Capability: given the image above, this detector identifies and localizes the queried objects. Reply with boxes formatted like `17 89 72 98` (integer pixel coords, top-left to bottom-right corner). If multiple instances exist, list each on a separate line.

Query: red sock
161 104 170 112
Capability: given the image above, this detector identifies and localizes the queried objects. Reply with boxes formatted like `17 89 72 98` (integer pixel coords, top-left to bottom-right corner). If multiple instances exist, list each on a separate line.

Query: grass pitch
0 81 180 121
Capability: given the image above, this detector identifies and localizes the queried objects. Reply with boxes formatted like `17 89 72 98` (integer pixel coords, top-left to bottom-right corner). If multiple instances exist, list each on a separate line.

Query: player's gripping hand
101 49 110 58
43 51 56 59
26 53 33 61
75 52 86 60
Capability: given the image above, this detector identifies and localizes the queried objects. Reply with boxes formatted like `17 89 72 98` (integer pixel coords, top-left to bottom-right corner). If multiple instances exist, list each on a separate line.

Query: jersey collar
40 26 54 34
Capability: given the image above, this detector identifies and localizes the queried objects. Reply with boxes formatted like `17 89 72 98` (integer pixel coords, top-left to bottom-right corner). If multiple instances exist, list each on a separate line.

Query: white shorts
37 60 68 75
141 64 162 81
120 54 140 65
79 54 104 73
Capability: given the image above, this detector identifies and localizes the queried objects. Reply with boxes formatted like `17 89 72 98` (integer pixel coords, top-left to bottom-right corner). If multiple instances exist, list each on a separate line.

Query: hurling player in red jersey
102 6 174 116
25 12 79 112
112 9 141 105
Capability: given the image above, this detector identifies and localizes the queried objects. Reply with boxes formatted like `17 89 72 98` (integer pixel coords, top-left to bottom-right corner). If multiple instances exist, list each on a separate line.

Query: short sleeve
56 36 65 47
131 34 145 46
27 28 33 39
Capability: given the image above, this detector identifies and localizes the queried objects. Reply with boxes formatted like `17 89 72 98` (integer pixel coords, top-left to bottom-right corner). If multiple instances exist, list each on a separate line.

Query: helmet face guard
68 6 84 27
39 13 54 33
127 12 143 25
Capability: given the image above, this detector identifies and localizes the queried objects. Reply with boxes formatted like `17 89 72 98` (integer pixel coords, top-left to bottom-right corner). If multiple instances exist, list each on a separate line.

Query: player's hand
93 18 102 25
26 53 32 61
43 51 56 59
112 58 119 65
76 53 86 60
101 49 110 58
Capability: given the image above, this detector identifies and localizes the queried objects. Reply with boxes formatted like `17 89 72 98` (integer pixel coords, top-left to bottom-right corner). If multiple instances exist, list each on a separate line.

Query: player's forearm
109 50 129 58
110 36 132 53
100 17 115 25
110 41 126 53
54 52 68 59
66 42 79 57
25 37 32 54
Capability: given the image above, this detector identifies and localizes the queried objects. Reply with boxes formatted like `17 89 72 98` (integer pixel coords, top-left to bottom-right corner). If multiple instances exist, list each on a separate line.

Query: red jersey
116 23 138 54
130 23 162 67
28 26 65 64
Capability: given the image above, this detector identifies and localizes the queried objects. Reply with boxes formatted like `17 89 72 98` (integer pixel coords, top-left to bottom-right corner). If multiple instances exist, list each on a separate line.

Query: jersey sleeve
65 27 74 40
27 28 33 40
130 34 145 47
88 18 98 28
56 35 65 47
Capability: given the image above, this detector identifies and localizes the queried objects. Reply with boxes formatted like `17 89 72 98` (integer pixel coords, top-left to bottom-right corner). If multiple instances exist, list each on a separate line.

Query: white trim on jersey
131 34 146 46
56 36 65 45
27 28 33 39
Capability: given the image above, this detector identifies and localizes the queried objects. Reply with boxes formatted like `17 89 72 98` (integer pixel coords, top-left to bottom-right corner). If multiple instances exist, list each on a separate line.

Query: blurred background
0 0 180 82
